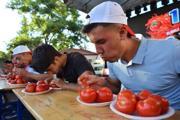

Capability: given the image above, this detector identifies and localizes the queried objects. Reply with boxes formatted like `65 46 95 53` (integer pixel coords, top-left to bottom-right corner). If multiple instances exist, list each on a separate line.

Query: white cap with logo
13 45 31 56
87 1 127 25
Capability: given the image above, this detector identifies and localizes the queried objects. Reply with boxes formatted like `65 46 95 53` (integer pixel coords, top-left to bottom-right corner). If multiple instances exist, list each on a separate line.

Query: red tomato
25 83 36 92
118 90 134 98
16 79 25 84
8 75 16 80
137 89 152 100
80 88 97 103
136 97 162 116
36 84 49 92
9 80 16 84
116 92 137 114
96 87 113 102
149 95 169 114
81 79 89 87
37 80 46 85
15 75 22 79
117 89 136 101
160 97 169 114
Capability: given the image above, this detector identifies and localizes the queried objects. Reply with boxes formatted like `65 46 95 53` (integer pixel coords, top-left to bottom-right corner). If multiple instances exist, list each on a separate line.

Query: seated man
12 45 52 81
31 44 95 91
78 1 180 110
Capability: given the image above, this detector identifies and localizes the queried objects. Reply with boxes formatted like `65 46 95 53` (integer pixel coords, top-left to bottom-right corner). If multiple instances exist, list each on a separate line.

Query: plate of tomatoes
22 88 51 95
77 87 116 107
8 82 27 87
21 81 51 95
110 89 175 120
7 75 27 87
110 101 175 120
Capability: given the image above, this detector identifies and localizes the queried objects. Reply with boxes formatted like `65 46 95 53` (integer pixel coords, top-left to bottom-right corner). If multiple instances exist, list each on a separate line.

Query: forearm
25 72 53 81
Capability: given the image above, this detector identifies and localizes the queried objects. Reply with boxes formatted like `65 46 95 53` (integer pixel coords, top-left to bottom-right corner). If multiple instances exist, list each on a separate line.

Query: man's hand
50 79 66 88
13 68 28 77
78 73 107 87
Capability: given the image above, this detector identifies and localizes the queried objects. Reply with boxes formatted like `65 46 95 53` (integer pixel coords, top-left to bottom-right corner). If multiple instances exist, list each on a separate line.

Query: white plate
110 101 175 120
0 75 7 80
0 74 7 78
0 77 6 80
21 88 51 95
7 82 27 87
76 94 117 107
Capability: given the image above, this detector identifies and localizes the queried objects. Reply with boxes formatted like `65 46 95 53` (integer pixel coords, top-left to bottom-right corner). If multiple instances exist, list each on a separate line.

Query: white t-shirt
25 66 39 74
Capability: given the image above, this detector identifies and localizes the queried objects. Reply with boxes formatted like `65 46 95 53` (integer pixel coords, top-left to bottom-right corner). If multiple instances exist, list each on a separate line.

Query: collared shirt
120 59 132 67
108 37 180 110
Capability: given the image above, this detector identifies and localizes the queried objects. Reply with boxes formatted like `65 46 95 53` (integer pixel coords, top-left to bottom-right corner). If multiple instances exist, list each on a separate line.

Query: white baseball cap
13 45 31 56
87 1 127 25
86 1 135 36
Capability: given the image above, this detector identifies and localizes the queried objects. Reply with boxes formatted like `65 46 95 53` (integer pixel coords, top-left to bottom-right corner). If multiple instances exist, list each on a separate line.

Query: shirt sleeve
107 62 118 80
73 52 95 76
26 66 39 74
172 41 180 74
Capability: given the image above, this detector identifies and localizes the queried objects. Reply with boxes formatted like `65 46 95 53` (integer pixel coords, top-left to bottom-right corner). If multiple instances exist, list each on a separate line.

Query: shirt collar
132 38 148 65
120 59 133 67
118 38 148 66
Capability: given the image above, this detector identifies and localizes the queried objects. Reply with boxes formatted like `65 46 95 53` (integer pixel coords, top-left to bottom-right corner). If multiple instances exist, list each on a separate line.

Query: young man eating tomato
78 1 180 110
31 44 95 91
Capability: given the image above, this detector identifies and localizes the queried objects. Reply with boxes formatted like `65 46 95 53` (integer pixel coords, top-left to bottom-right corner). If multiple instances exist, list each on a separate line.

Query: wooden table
13 89 180 120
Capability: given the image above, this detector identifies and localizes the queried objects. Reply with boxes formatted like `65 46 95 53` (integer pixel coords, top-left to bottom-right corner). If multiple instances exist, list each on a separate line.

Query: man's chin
108 60 118 63
102 57 119 62
17 64 26 68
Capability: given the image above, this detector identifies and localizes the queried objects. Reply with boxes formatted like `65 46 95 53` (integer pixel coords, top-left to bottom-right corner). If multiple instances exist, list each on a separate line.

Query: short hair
31 44 60 73
82 23 132 38
174 31 180 40
3 60 12 64
82 23 113 34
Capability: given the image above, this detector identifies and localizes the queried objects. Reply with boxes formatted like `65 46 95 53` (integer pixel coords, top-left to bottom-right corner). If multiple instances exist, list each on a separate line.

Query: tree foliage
0 51 11 63
7 0 87 52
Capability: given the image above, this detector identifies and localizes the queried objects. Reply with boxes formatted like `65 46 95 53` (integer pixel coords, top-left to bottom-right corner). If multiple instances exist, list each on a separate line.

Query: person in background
31 44 95 91
78 1 180 110
12 45 53 81
2 60 13 75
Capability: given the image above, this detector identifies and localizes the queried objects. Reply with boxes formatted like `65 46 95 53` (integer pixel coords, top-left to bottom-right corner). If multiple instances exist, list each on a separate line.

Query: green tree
7 16 42 52
7 0 87 51
0 51 11 63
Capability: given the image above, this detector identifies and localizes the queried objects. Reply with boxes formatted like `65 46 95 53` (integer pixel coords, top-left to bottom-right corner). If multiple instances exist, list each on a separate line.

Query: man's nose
95 45 103 55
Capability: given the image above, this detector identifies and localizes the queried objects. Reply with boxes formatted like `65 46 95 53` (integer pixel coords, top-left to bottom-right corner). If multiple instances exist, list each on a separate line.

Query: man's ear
54 56 60 61
118 25 128 38
54 55 63 63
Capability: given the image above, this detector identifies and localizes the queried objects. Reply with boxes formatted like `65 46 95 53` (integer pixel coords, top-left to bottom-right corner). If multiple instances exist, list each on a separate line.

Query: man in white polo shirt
78 1 180 110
